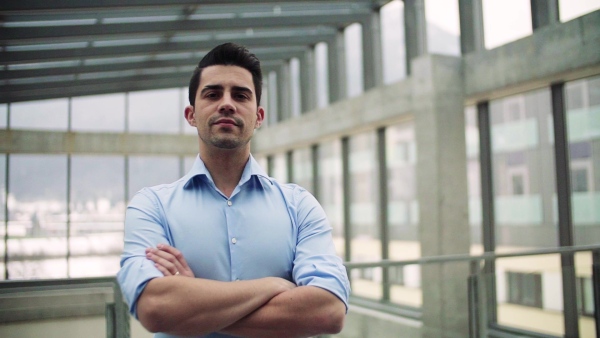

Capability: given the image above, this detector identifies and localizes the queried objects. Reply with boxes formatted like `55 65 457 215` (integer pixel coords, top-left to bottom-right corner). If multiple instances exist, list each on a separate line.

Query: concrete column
412 54 470 338
362 10 384 90
458 0 485 54
530 0 559 30
276 62 291 122
299 47 317 113
403 0 427 75
326 30 346 103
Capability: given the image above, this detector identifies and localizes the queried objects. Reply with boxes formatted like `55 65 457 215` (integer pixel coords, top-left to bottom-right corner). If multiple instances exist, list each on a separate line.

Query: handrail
343 244 600 269
344 244 600 338
0 276 130 338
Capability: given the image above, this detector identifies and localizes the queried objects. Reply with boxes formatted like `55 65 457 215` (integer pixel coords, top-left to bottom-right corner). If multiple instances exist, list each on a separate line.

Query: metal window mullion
341 137 351 264
377 127 390 301
551 82 579 338
286 150 293 183
4 153 9 280
477 101 498 323
311 144 320 200
66 154 71 277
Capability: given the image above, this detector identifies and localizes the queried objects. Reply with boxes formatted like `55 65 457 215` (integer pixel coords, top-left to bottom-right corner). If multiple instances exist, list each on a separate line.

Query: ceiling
0 0 392 104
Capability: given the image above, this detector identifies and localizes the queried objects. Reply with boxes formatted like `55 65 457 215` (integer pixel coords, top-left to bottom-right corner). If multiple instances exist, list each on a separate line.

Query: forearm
220 286 346 338
137 276 291 336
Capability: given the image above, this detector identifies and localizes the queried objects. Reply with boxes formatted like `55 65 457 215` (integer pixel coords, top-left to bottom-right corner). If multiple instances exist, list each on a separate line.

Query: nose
218 93 236 114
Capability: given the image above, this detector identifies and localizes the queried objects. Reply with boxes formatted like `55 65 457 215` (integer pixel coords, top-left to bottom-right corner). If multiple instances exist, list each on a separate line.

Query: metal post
458 0 485 54
311 144 320 200
551 82 579 338
113 280 130 338
3 153 9 280
530 0 560 30
286 150 294 183
477 101 497 323
377 127 390 301
592 250 600 338
403 0 427 75
468 261 479 338
341 137 351 264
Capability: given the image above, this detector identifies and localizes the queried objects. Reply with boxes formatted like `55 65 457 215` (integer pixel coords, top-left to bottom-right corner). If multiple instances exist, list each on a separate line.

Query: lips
214 119 237 126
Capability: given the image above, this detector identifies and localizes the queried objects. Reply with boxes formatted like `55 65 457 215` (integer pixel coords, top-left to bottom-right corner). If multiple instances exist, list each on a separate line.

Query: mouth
213 118 238 126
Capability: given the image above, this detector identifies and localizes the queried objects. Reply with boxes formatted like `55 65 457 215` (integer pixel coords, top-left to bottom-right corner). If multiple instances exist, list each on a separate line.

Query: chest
164 186 296 281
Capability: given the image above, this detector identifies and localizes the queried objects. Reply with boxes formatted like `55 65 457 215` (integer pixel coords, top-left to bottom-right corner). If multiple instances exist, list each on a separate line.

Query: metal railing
0 276 129 338
0 245 598 338
344 244 600 338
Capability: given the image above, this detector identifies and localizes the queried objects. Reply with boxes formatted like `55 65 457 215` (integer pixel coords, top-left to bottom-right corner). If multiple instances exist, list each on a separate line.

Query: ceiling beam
0 1 385 13
0 12 367 42
1 29 334 64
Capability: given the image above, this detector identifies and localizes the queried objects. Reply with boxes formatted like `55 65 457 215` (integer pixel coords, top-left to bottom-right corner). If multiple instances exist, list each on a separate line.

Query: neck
199 145 250 198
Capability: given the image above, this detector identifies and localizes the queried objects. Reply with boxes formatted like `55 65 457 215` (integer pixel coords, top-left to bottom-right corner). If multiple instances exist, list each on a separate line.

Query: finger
146 251 178 275
154 263 172 276
156 244 191 271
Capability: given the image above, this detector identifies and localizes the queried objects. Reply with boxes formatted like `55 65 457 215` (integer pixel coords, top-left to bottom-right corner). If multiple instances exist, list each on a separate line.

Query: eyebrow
200 85 253 96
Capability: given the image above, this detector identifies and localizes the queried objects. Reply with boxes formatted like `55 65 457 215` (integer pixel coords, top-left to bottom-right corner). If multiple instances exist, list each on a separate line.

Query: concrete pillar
299 46 317 113
326 30 346 103
403 0 427 75
362 10 384 90
458 0 485 54
276 62 291 122
530 0 560 30
412 54 470 338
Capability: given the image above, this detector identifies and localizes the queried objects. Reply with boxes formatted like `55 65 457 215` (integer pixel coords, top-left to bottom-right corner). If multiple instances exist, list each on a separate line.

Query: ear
184 105 196 126
255 106 265 129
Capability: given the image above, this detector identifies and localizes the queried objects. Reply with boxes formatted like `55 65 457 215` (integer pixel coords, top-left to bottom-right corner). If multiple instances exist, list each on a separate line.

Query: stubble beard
200 118 251 150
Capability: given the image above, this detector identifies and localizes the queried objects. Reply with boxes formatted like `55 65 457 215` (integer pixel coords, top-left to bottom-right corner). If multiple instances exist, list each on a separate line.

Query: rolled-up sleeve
117 189 169 318
291 187 351 311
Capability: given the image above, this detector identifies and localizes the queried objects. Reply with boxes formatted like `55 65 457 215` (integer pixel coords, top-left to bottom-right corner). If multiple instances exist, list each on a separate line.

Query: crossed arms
137 244 346 337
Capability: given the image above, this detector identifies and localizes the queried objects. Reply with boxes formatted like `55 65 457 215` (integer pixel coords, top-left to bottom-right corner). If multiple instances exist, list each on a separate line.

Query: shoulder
129 176 188 206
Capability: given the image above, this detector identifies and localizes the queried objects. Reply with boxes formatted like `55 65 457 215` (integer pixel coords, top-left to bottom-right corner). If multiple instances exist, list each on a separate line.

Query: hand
146 243 195 278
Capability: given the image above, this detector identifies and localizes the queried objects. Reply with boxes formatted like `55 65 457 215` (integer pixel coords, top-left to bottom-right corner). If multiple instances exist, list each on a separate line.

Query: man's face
185 65 264 151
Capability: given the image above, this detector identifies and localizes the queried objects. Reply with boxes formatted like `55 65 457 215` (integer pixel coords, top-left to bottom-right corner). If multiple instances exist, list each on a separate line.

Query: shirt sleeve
290 186 351 312
116 189 168 318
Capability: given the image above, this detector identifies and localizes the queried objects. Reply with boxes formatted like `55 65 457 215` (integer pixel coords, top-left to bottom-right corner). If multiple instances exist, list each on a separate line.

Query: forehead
199 65 254 90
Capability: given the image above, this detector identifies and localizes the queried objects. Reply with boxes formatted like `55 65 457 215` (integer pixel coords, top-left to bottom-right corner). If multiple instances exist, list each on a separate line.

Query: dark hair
188 43 263 106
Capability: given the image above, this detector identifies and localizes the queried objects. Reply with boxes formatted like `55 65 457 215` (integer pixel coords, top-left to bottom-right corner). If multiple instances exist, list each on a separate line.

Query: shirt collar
183 154 273 189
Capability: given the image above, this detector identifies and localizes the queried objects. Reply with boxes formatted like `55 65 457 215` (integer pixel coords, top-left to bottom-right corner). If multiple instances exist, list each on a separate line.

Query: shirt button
227 200 232 206
231 237 237 244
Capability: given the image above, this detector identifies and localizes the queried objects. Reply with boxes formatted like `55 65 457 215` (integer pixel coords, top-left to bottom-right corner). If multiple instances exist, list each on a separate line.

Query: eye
234 93 250 100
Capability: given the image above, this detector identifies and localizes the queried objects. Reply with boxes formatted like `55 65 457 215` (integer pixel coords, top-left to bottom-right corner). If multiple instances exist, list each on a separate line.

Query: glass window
8 155 68 279
69 155 125 277
0 104 7 129
425 0 460 56
292 147 313 195
270 153 287 183
128 88 180 134
565 76 600 244
318 140 344 259
348 131 381 299
128 156 181 200
10 98 69 131
490 88 556 249
465 106 483 253
386 121 421 307
560 0 600 22
381 0 406 84
345 23 364 98
506 272 542 308
482 0 533 49
71 93 125 132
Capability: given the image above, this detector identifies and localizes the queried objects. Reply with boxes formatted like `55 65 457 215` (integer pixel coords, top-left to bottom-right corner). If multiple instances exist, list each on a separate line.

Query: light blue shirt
117 155 350 338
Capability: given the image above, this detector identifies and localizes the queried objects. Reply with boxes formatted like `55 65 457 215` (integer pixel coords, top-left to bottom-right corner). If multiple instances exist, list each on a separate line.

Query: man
117 42 350 338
